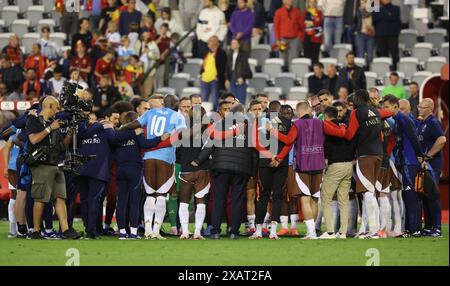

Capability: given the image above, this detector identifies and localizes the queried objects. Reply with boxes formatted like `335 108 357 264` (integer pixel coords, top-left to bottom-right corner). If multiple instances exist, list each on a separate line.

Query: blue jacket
76 123 135 182
372 3 401 37
114 133 161 168
393 112 423 166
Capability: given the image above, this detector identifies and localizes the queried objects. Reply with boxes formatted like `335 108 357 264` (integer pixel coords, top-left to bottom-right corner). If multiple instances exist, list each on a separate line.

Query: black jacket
338 65 366 94
200 48 228 91
177 122 213 172
226 50 253 81
195 115 258 177
343 0 358 26
324 119 355 165
324 75 339 98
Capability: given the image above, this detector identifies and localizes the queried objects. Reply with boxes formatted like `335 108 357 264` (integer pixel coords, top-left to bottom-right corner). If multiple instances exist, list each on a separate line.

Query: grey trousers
280 38 301 69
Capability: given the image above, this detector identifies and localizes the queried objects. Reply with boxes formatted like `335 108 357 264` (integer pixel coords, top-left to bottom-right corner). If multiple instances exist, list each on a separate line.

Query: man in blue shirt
382 95 425 237
417 98 446 237
120 96 187 239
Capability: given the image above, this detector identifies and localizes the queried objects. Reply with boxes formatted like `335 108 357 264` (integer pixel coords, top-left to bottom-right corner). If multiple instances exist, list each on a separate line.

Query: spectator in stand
95 48 117 84
381 72 407 99
308 62 329 94
118 36 136 67
99 0 121 34
123 55 144 85
137 30 160 98
60 0 79 44
116 71 135 100
199 36 227 109
68 69 88 90
1 34 22 66
24 44 48 80
219 0 236 23
225 39 253 104
69 41 93 83
106 21 122 50
229 0 255 54
93 75 122 118
337 51 366 94
321 0 346 57
338 86 349 102
72 18 93 54
274 0 304 70
343 0 358 45
354 0 376 66
302 0 323 65
37 26 60 62
155 7 183 37
119 0 142 36
155 23 171 88
196 0 228 58
372 0 401 70
128 23 140 50
324 64 339 98
0 82 24 101
0 55 24 94
91 37 109 66
248 0 266 48
85 0 103 30
179 0 204 30
45 65 66 96
141 15 159 42
409 81 420 117
23 68 44 99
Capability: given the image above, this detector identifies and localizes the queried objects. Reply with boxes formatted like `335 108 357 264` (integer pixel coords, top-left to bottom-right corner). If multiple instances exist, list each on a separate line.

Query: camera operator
25 96 84 239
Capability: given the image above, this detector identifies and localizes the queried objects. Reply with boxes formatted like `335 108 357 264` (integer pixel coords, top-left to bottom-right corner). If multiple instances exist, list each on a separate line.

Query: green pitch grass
0 221 447 266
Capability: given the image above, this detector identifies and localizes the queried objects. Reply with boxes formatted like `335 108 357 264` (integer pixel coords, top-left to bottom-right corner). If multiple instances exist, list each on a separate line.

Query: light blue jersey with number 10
137 107 186 164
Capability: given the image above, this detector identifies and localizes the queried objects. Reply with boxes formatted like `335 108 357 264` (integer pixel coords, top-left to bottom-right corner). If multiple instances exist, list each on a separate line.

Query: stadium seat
61 45 71 52
11 19 30 37
0 33 14 49
364 71 378 88
398 57 419 79
0 0 9 10
399 29 419 51
302 72 313 88
319 58 338 75
288 86 308 101
274 72 296 95
330 43 352 64
263 58 284 79
37 19 56 32
202 101 214 112
49 32 66 47
291 58 311 78
43 0 54 13
248 73 270 92
179 32 193 58
183 58 203 80
440 42 449 60
18 0 35 13
251 44 271 67
263 87 282 101
155 87 177 95
371 57 392 77
181 87 201 98
26 5 45 27
426 56 447 73
412 42 433 63
248 58 258 75
354 57 366 68
246 87 256 102
1 6 20 27
22 32 40 53
412 71 432 86
168 73 190 95
425 28 447 49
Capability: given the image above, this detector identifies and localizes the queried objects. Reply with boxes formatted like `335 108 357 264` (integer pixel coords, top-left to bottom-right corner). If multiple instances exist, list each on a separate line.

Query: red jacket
301 9 324 44
274 5 304 40
24 54 47 79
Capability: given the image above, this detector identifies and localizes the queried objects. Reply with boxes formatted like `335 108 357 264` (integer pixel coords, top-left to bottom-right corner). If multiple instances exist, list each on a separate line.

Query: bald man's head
399 99 411 115
418 98 434 118
42 96 60 118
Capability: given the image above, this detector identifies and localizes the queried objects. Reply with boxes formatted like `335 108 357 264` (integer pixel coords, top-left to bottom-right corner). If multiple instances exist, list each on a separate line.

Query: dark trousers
60 13 79 43
116 166 143 229
423 159 443 230
256 166 288 224
77 176 107 236
402 165 422 233
64 171 76 228
376 36 399 70
211 171 249 235
303 37 321 65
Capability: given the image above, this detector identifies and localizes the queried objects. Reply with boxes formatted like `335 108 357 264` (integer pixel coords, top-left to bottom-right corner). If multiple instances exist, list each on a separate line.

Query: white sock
194 204 206 236
331 200 339 233
247 214 256 229
152 196 167 235
399 190 406 232
290 214 298 230
304 219 316 236
280 215 289 229
363 192 379 235
179 202 190 235
390 190 402 234
359 202 367 234
270 221 278 236
262 212 270 228
119 228 126 234
8 199 17 235
378 196 391 232
347 199 357 235
375 197 380 231
144 196 156 234
255 224 263 236
130 227 137 235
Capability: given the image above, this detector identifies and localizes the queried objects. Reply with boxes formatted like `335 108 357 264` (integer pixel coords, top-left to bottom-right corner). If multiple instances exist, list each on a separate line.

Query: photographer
25 96 84 240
